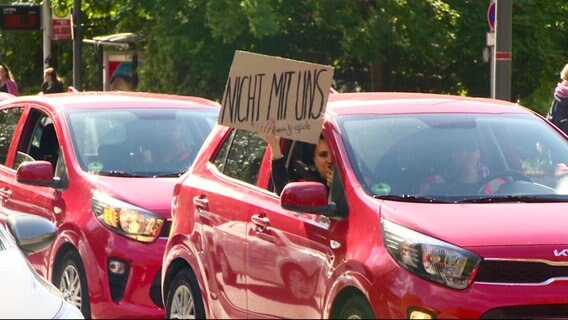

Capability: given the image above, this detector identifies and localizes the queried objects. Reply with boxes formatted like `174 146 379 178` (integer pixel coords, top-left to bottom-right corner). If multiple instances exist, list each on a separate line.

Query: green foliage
519 81 555 116
0 0 567 113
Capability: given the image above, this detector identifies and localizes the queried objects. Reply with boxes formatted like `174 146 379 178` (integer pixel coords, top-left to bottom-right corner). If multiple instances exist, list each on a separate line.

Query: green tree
1 0 567 116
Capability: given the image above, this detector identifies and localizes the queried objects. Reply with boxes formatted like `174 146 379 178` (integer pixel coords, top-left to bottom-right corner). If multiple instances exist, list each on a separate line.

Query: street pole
493 0 512 101
42 0 51 69
72 0 82 90
486 32 495 98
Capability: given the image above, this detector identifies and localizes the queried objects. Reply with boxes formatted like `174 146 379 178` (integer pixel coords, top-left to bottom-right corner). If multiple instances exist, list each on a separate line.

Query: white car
0 214 84 319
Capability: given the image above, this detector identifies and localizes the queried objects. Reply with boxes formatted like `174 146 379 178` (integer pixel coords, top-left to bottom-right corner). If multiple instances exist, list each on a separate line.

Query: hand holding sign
219 51 334 144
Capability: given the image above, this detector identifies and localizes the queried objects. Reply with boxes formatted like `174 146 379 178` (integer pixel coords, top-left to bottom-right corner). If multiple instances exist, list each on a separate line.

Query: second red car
163 92 568 318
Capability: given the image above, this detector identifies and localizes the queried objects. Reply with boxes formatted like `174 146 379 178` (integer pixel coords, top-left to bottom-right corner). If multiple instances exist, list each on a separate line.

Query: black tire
54 250 91 319
335 295 375 319
166 269 206 319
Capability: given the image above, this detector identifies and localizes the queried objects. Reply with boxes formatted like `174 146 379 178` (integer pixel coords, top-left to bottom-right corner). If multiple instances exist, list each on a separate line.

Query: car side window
212 130 234 172
15 112 59 171
0 106 23 165
213 129 266 185
285 140 320 182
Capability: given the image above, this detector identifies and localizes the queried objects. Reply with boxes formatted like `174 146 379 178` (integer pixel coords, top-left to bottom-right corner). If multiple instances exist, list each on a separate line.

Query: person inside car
142 122 190 165
258 119 333 195
420 135 498 194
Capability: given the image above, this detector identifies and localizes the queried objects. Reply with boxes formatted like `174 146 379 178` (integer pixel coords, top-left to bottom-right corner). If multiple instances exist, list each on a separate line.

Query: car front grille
475 259 568 284
481 304 568 319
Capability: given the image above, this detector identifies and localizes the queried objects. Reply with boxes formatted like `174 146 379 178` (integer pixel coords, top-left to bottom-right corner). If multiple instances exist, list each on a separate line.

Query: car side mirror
280 181 337 216
6 214 57 255
16 160 56 187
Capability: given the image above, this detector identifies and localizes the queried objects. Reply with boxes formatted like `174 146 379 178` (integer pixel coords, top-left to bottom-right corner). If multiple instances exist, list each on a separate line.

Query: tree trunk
370 61 386 91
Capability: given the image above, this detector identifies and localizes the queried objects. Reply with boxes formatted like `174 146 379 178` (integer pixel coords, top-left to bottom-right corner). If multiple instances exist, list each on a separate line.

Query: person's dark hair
450 135 479 153
304 143 316 162
44 67 62 83
0 63 13 79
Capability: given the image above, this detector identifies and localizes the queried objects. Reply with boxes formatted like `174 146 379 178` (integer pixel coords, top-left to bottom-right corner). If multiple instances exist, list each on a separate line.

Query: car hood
89 175 177 218
380 201 568 247
0 248 63 318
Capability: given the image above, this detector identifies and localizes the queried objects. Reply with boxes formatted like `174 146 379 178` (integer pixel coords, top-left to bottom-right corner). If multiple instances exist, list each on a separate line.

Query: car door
0 104 25 213
0 107 63 275
245 139 332 318
193 128 267 318
4 109 60 221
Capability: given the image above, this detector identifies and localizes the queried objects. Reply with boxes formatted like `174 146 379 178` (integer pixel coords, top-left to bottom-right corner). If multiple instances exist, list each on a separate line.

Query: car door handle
251 212 270 232
193 195 209 210
0 187 12 200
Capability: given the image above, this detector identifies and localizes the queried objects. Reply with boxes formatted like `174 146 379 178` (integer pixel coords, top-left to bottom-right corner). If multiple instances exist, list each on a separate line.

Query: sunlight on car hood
88 174 177 216
380 201 568 247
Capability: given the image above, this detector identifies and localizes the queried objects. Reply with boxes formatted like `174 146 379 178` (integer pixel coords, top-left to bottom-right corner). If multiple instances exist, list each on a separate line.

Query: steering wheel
476 169 532 194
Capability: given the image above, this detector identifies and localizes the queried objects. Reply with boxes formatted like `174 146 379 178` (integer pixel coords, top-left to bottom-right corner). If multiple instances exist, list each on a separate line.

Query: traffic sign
52 16 72 41
487 1 495 30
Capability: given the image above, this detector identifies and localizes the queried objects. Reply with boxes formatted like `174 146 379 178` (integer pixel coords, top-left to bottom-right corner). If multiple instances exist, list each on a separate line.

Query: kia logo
553 249 568 257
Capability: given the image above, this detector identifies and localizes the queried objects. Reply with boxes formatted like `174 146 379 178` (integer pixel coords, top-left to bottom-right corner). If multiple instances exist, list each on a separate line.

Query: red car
0 91 219 318
162 92 568 319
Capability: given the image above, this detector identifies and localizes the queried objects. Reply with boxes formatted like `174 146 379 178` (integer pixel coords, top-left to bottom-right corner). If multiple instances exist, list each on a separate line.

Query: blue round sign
487 2 496 30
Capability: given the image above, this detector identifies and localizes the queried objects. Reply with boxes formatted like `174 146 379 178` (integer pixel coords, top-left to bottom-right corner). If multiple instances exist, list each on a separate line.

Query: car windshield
67 108 218 177
338 113 568 202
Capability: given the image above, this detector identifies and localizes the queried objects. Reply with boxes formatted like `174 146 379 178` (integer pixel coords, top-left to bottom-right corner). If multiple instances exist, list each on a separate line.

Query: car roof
0 92 15 101
0 91 220 111
326 92 533 116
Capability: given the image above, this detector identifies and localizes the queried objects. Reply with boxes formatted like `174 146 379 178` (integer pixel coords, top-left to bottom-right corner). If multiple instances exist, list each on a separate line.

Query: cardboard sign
219 51 334 144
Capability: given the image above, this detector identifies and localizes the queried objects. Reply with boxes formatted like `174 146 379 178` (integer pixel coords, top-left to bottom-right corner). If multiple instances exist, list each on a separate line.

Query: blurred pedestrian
41 67 65 94
0 63 19 96
546 63 568 134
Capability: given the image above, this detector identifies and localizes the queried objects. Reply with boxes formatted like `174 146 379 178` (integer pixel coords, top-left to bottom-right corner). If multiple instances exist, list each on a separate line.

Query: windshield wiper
373 194 448 203
457 195 568 203
95 170 145 177
152 171 186 178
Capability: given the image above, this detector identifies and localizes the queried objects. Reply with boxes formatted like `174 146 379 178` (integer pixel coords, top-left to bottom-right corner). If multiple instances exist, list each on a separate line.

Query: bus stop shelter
83 33 143 91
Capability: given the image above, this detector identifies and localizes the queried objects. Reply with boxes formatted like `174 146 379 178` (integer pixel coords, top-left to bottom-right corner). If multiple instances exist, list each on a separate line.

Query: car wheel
166 269 205 319
335 295 375 319
219 250 236 284
55 250 91 319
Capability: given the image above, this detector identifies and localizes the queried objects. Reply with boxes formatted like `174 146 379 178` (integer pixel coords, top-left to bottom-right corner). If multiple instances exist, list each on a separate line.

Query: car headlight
382 219 481 289
92 191 164 243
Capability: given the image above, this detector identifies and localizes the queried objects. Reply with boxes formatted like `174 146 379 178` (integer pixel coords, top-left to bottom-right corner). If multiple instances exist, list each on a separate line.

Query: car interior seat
289 141 320 182
37 123 59 169
97 143 133 172
374 129 445 195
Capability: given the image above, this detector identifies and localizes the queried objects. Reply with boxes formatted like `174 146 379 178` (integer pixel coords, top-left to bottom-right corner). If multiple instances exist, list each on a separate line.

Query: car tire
335 295 375 319
219 249 237 284
55 250 91 319
166 269 205 319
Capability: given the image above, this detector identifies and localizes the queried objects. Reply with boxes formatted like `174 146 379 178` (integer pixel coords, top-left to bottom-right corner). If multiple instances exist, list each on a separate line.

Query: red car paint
0 91 219 319
163 92 568 318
